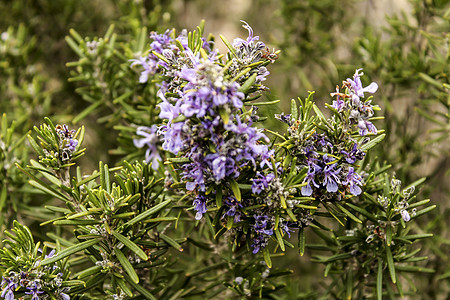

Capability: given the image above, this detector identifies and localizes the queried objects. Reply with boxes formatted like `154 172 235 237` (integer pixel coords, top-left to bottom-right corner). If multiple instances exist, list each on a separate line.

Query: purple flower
160 122 185 154
323 162 341 193
401 210 411 222
223 196 243 222
347 69 378 99
341 143 365 164
358 119 377 136
25 281 44 300
133 126 162 170
149 29 174 52
193 195 207 220
182 159 207 192
259 149 274 169
256 66 270 83
251 172 275 194
211 155 227 181
330 86 346 112
301 162 321 196
251 214 274 253
59 291 70 300
251 234 268 254
342 167 363 196
130 57 153 83
45 249 56 259
253 214 273 236
279 221 297 238
158 92 182 122
233 20 261 48
274 113 293 125
66 139 78 152
1 277 17 300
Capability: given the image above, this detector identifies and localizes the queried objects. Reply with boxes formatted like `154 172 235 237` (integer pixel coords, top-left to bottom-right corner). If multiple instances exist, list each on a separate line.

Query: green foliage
0 221 76 299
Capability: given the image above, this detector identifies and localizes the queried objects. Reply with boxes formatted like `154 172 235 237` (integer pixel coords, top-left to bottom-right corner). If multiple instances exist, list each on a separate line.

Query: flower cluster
55 124 78 161
130 22 298 255
131 22 278 232
299 136 364 197
331 68 379 136
0 249 70 300
131 24 394 257
276 70 380 200
39 124 79 167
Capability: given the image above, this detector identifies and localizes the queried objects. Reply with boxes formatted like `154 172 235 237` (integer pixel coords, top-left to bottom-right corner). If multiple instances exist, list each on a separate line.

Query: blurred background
0 0 448 298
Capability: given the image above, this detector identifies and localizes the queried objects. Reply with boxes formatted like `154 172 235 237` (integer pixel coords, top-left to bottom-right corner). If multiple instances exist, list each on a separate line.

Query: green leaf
238 73 257 94
386 245 396 283
166 157 191 164
116 277 133 297
219 107 230 125
125 275 157 300
112 231 148 261
65 36 85 58
186 262 227 277
345 203 378 222
400 234 433 241
298 227 305 256
151 50 170 64
75 265 102 279
29 180 69 201
124 199 171 227
395 265 434 273
229 179 241 201
0 187 6 213
290 99 298 121
159 233 184 251
27 135 45 157
142 217 177 223
336 203 362 223
346 268 353 299
275 227 285 251
73 101 103 124
263 247 272 268
244 99 280 106
219 34 237 58
312 104 327 122
115 248 139 283
386 225 392 246
412 205 436 218
41 239 99 265
215 185 223 208
54 219 101 226
360 134 386 152
377 260 383 300
60 280 84 287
